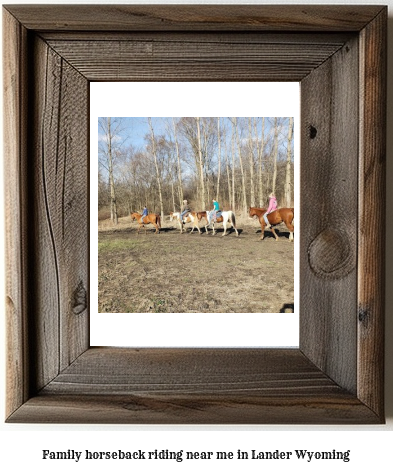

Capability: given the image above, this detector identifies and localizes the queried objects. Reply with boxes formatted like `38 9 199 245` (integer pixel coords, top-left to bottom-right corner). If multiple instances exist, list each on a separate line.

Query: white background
1 0 392 472
90 82 300 347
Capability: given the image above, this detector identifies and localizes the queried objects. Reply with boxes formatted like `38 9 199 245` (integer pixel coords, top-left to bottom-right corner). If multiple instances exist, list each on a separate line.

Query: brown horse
249 206 294 241
131 212 161 234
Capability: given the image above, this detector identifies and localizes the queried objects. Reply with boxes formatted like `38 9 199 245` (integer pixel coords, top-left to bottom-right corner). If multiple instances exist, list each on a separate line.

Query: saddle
181 211 190 222
209 210 222 223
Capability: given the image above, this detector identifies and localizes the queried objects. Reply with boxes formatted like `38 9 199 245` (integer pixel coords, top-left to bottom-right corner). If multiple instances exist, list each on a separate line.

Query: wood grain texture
3 8 30 418
45 37 349 82
3 5 384 32
358 9 386 417
29 36 89 390
3 5 386 424
300 36 359 394
7 348 379 424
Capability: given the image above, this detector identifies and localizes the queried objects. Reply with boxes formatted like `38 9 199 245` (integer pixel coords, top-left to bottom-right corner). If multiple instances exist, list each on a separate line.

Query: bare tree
232 117 248 213
195 117 206 210
248 117 256 207
285 117 294 207
98 117 124 224
254 117 265 206
216 117 222 201
231 124 236 209
171 118 184 208
224 129 232 208
148 118 164 220
271 117 279 195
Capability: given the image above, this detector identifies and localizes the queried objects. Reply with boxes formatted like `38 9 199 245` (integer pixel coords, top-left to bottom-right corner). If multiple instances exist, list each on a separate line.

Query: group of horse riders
140 191 278 227
178 192 277 226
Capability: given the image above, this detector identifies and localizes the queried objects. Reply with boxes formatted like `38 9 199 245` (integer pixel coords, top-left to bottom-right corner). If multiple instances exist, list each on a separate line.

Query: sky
98 116 288 156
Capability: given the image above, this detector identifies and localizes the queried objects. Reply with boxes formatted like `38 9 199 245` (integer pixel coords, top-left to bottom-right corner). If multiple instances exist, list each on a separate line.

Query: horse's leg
232 218 239 237
286 219 294 242
271 227 279 241
259 221 266 240
221 220 227 237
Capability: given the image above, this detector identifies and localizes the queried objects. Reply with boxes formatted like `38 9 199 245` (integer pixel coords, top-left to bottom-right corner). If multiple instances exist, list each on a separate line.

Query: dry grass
98 213 294 313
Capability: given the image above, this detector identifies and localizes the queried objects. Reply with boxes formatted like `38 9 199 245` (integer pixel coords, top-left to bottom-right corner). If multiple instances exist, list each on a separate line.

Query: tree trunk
171 182 176 212
216 117 222 201
285 117 294 207
231 125 236 210
272 117 279 195
148 118 164 220
256 117 265 206
233 117 248 214
172 118 184 209
196 117 206 210
106 118 118 225
224 133 232 208
248 117 255 207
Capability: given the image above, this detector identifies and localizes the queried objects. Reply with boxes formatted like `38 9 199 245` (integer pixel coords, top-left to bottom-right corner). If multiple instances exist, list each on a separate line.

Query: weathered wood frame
3 5 386 423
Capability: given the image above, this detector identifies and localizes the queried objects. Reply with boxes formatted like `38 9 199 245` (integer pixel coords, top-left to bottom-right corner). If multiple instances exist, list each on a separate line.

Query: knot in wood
73 281 87 315
308 229 355 279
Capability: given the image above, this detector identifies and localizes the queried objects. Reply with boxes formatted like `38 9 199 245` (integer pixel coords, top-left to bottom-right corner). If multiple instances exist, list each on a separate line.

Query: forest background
98 116 294 223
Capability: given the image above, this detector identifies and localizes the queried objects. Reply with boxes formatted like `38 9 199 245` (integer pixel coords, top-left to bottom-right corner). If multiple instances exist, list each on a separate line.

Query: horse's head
249 207 256 218
130 213 137 221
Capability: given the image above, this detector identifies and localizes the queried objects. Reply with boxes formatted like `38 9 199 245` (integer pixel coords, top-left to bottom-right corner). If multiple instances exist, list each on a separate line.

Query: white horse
207 210 239 237
170 211 201 234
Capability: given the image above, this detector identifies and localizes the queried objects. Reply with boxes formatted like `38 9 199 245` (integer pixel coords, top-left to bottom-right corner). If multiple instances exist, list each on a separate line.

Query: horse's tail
157 214 161 228
231 210 236 228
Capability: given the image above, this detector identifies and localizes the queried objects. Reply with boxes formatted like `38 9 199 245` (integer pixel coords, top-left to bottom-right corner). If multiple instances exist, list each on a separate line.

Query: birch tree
98 117 123 224
285 117 294 207
232 117 248 213
195 117 206 210
171 118 184 208
248 117 255 207
271 117 279 195
148 118 164 219
216 117 222 202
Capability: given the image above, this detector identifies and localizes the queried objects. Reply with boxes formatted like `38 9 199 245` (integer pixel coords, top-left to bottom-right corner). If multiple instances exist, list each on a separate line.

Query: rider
180 199 190 223
208 199 220 223
141 206 148 223
263 193 277 229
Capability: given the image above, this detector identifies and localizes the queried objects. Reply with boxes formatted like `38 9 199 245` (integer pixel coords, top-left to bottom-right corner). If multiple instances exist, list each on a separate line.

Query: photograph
97 116 295 314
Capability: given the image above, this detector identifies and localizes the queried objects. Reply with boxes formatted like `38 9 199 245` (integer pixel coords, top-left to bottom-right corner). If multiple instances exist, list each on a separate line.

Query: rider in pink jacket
263 193 277 229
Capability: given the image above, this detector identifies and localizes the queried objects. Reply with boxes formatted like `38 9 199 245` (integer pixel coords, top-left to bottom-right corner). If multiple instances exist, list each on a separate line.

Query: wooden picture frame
3 5 386 424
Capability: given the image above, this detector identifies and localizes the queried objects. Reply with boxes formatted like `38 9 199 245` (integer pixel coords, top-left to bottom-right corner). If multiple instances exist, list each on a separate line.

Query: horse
202 209 239 237
196 211 210 233
170 211 202 234
249 206 294 241
130 212 161 234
